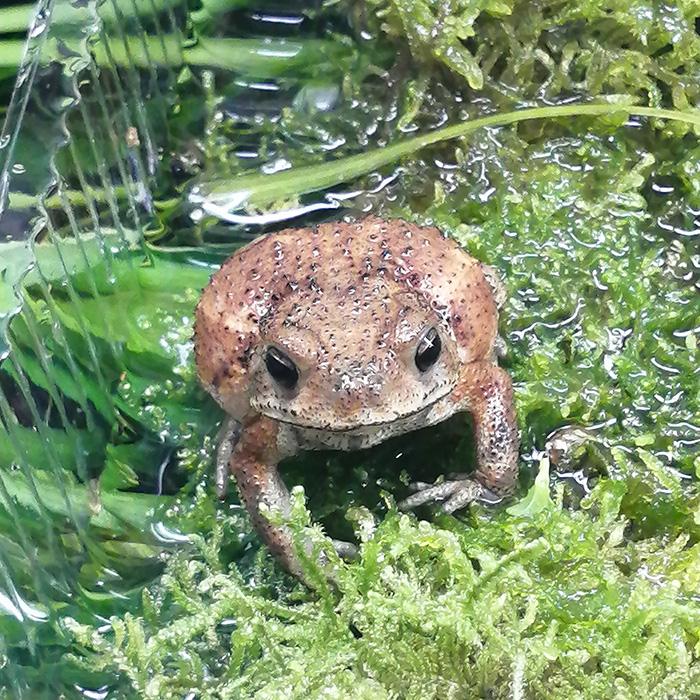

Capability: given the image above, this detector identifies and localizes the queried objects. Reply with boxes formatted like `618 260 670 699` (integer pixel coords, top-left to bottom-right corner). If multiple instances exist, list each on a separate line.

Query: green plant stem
0 0 248 35
183 37 352 76
0 0 183 35
0 5 32 35
8 185 127 211
9 104 700 214
196 104 700 210
0 39 24 67
104 36 350 75
0 34 351 75
190 0 255 25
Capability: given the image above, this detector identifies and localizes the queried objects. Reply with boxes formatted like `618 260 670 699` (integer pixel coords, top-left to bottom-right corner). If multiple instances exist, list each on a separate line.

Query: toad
194 216 519 578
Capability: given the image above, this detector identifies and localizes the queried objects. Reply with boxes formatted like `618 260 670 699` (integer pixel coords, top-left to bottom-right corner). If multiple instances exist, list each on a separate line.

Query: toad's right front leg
228 416 304 578
227 416 359 582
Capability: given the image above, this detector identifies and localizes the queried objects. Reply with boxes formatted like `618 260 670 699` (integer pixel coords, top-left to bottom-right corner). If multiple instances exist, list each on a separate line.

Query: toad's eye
265 347 299 389
415 327 441 372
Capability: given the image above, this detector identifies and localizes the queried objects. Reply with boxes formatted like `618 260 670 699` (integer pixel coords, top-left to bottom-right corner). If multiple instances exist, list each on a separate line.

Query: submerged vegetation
0 0 699 697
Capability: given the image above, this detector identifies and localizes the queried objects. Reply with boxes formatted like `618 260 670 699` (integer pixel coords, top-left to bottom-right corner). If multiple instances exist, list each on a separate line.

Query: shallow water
0 0 698 696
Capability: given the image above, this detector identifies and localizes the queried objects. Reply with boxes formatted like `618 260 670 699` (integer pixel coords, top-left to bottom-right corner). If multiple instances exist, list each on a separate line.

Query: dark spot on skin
212 367 227 387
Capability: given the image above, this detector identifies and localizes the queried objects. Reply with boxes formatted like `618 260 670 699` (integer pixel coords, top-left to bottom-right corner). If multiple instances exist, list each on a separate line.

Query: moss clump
68 468 700 699
363 0 700 111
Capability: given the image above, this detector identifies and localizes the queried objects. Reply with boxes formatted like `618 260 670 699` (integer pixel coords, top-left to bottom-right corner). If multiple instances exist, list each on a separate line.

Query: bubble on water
254 42 303 60
658 217 700 237
650 356 681 376
0 583 47 622
250 12 304 26
234 79 280 92
75 685 109 700
294 84 341 113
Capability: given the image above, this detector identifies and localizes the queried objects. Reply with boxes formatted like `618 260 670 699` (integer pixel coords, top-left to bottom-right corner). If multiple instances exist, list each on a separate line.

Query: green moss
68 470 700 698
363 0 700 114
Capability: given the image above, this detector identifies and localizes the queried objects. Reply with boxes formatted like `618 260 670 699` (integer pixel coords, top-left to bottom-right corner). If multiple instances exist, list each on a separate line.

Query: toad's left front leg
400 362 519 513
458 362 519 497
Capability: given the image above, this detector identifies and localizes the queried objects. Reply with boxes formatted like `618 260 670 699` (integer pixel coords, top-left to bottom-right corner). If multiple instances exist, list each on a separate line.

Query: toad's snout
330 364 388 408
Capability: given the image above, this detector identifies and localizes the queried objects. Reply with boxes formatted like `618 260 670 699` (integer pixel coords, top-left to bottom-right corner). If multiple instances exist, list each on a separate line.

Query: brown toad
195 216 519 578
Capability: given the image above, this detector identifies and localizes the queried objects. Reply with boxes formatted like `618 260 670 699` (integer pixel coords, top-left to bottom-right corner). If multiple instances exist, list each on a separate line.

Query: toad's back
195 216 498 414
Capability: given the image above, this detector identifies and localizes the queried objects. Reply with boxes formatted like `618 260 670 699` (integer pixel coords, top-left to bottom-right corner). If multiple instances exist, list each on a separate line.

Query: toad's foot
398 477 501 514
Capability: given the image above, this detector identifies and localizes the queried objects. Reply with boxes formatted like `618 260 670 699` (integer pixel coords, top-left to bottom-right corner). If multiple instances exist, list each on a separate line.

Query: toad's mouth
256 385 454 434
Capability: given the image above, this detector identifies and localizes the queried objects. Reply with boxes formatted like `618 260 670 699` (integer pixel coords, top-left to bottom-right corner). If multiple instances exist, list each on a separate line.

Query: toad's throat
256 386 454 434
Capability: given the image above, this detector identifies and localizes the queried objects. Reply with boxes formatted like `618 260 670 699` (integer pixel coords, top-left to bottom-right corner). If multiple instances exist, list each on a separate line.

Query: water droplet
261 158 292 175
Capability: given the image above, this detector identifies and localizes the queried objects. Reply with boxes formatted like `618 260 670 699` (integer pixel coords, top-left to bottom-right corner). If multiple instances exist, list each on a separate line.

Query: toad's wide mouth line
257 386 455 433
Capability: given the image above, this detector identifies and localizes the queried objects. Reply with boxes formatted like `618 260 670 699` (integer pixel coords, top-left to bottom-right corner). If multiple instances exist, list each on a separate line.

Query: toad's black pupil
265 347 299 389
415 327 441 372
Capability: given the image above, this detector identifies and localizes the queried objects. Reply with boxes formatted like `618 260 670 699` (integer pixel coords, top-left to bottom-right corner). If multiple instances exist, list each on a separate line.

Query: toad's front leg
226 416 358 580
227 416 303 576
400 362 519 512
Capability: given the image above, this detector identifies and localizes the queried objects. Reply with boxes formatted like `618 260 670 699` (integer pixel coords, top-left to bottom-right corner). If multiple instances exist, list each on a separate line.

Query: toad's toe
398 481 463 510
